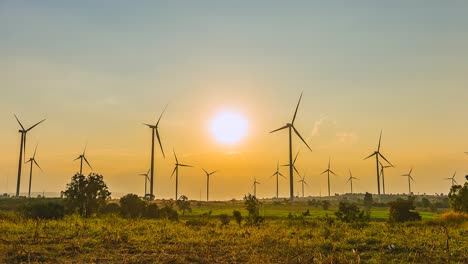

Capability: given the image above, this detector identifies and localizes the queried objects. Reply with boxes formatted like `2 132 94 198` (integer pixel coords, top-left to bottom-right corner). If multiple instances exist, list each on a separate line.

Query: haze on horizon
0 1 467 200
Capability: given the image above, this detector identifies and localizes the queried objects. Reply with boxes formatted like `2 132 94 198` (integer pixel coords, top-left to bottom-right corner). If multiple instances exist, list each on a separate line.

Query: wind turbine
253 177 261 197
364 130 393 196
138 169 150 198
143 106 167 199
401 168 415 194
202 168 217 201
346 169 358 194
14 115 46 197
282 152 301 179
270 161 285 199
270 92 312 200
298 172 308 198
379 161 393 195
320 157 337 197
171 150 193 200
25 144 43 198
74 145 93 175
444 171 457 186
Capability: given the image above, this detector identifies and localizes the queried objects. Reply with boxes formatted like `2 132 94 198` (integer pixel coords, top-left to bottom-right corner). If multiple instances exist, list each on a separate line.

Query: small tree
448 180 468 213
321 200 330 210
388 197 421 222
145 203 160 219
176 195 192 215
363 192 373 211
244 194 263 224
63 173 111 217
421 197 431 208
219 214 231 227
120 194 146 218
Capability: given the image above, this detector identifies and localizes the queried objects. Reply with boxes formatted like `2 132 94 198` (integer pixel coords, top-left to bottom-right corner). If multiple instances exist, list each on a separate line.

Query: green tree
64 173 111 218
321 200 330 210
388 197 421 222
120 194 146 218
448 179 468 213
232 210 243 226
363 192 373 211
421 197 431 208
176 195 192 215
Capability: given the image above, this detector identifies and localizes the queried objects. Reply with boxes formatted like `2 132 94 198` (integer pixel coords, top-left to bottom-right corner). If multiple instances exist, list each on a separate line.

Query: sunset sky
1 1 467 200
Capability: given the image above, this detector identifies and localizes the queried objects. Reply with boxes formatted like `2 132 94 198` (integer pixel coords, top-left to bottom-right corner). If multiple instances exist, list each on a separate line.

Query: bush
120 194 146 218
21 201 65 220
145 204 160 219
176 195 192 215
335 201 369 223
388 197 421 222
321 200 330 210
219 214 231 227
243 194 264 225
159 201 178 221
232 210 243 226
440 212 468 224
101 203 121 215
363 192 373 210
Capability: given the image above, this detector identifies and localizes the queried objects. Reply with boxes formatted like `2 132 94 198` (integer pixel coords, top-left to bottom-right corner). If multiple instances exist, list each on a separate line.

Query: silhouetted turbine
171 150 193 200
270 161 285 199
143 105 167 199
364 130 393 196
202 168 217 201
298 172 308 198
346 169 358 194
25 144 43 198
74 145 93 175
270 92 312 200
401 168 415 194
253 177 261 197
379 161 394 195
138 169 150 197
14 115 46 197
320 157 337 197
444 171 457 186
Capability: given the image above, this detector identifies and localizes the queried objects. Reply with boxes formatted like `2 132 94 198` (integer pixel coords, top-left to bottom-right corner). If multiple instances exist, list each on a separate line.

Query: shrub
243 194 264 225
335 201 369 223
440 212 468 224
219 214 231 227
120 194 146 218
21 201 65 220
321 200 330 210
101 203 121 215
363 192 373 210
176 195 192 215
145 204 160 219
232 210 243 226
388 197 421 222
159 201 178 221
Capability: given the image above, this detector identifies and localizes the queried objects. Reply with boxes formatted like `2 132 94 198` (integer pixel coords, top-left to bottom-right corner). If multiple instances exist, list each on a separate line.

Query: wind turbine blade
280 174 286 179
346 178 351 183
173 149 178 163
83 156 93 170
34 160 43 172
409 176 415 182
377 130 382 151
155 129 165 158
210 171 217 175
32 144 38 159
293 151 300 164
291 92 303 124
409 168 413 175
143 123 153 127
14 115 25 130
171 166 177 178
73 156 81 161
26 119 46 132
349 169 352 177
304 181 309 186
146 169 150 175
278 172 284 177
320 169 328 175
329 170 337 176
452 171 456 178
363 152 376 160
293 166 301 176
202 168 208 174
156 104 168 126
83 143 87 155
179 164 193 167
378 153 393 167
270 125 289 133
25 159 31 164
293 126 312 151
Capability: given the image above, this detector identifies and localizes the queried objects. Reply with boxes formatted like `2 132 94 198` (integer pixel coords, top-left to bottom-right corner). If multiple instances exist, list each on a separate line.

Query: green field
0 198 466 263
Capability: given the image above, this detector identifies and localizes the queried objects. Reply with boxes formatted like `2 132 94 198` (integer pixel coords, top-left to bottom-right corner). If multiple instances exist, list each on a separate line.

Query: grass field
0 198 466 263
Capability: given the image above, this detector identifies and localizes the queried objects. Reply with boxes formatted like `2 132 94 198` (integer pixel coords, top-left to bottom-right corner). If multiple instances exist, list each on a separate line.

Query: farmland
0 197 467 263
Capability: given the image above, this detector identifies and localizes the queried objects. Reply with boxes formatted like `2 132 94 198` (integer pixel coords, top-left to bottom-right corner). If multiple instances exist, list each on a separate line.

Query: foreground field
0 212 467 263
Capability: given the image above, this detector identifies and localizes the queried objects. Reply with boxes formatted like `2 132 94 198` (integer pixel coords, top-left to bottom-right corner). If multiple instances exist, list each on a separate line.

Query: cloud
308 116 357 148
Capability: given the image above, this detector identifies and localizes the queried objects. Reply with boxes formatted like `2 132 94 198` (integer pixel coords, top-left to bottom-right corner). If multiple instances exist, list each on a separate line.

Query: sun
211 112 248 144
